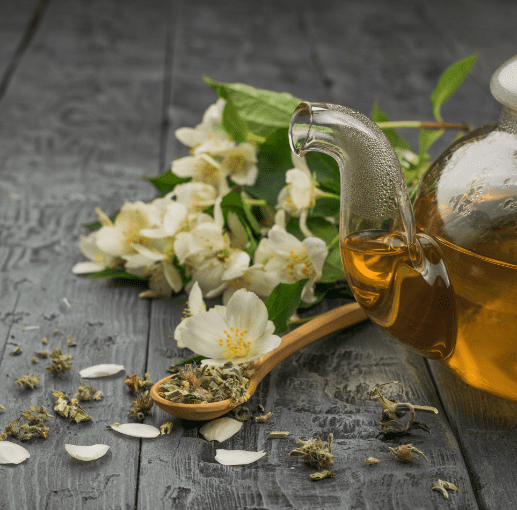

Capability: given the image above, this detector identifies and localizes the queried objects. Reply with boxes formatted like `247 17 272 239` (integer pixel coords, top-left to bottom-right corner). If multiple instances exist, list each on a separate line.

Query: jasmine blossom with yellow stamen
180 288 281 366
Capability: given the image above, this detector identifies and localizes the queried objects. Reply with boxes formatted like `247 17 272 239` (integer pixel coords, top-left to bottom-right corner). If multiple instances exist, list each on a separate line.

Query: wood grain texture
0 0 169 508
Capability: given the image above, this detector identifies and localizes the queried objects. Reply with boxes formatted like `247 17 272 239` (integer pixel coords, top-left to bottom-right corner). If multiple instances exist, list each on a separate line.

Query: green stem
376 120 472 131
327 234 340 251
245 199 268 206
317 191 340 201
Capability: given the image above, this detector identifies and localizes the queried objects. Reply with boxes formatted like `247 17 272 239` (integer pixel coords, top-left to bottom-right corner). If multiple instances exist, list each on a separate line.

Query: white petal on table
109 423 160 438
215 449 266 465
199 417 243 442
0 441 30 465
79 364 125 378
65 444 109 461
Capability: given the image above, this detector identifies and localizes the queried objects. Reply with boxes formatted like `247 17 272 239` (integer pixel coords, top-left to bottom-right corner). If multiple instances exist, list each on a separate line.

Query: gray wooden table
1 1 516 509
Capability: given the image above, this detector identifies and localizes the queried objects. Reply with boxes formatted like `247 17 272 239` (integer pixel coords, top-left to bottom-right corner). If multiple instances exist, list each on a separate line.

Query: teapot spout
289 101 417 254
289 102 457 360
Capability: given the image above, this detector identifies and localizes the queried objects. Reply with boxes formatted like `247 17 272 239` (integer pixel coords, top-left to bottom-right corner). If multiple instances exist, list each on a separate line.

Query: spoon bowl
150 301 368 421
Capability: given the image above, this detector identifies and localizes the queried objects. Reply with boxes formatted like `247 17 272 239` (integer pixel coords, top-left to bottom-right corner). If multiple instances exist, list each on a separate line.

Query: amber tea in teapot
289 54 517 402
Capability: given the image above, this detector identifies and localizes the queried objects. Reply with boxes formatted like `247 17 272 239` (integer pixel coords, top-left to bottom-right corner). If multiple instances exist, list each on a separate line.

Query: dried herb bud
125 372 153 393
389 443 428 462
256 404 265 413
66 335 77 346
310 470 335 481
255 412 272 423
31 357 39 364
41 337 48 345
45 347 73 376
432 479 458 499
53 329 65 336
9 346 22 356
267 431 289 439
36 350 49 358
289 433 334 469
52 391 92 423
369 381 438 439
73 383 102 402
365 457 380 465
0 406 53 441
160 422 173 435
14 372 41 390
128 391 153 421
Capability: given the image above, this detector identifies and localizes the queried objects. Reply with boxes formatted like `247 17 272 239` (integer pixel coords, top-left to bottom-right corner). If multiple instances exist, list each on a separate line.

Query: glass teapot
288 54 517 402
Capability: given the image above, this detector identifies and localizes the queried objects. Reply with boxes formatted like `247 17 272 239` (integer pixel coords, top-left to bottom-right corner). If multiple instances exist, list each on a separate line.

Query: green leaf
86 268 148 281
371 98 413 152
204 76 303 138
320 244 346 283
144 169 191 197
172 355 208 367
245 127 292 205
430 55 477 122
222 100 248 143
305 217 338 245
305 152 340 194
310 195 340 218
419 127 444 157
265 279 309 335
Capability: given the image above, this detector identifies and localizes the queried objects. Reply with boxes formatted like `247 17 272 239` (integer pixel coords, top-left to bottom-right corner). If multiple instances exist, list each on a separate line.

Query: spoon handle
252 301 368 385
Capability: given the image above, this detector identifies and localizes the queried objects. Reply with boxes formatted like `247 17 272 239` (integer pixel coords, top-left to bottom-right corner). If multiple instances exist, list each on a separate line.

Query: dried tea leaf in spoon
65 444 109 461
79 364 125 378
0 441 30 465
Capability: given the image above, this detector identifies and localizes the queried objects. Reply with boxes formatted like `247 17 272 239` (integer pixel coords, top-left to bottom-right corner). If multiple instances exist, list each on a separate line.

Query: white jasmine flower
199 417 243 442
138 260 183 298
263 229 328 303
221 264 280 304
175 99 234 155
217 142 258 186
181 289 281 366
174 282 207 348
215 449 266 466
172 154 230 195
95 201 162 258
172 182 218 226
227 212 250 250
139 201 188 239
72 230 121 274
277 154 324 237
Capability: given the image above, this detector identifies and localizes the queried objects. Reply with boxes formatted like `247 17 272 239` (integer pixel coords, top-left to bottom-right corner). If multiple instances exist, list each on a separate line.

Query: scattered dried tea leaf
45 347 73 376
125 372 153 393
432 479 458 499
310 469 335 481
369 381 438 439
53 329 65 336
200 417 243 442
389 443 428 462
62 298 71 308
267 431 289 439
66 335 77 347
31 357 38 364
0 441 30 464
14 372 40 390
10 346 22 356
73 384 102 402
255 411 272 423
365 457 380 465
233 406 252 422
41 337 48 345
108 423 160 438
128 391 153 421
289 433 334 470
0 406 53 441
65 444 109 461
52 391 92 423
214 449 266 466
160 422 173 435
159 362 253 404
79 364 124 378
0 405 4 410
36 350 49 358
22 326 39 331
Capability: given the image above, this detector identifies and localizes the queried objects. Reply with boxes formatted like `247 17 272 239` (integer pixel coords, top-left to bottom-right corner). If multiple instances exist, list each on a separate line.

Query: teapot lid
490 54 517 110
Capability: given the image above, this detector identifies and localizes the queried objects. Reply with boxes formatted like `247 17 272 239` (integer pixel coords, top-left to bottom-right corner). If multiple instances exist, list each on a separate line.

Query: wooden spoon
150 301 368 421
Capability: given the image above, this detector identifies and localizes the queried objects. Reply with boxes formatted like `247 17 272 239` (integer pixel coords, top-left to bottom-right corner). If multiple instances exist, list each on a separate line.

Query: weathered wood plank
0 0 170 508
